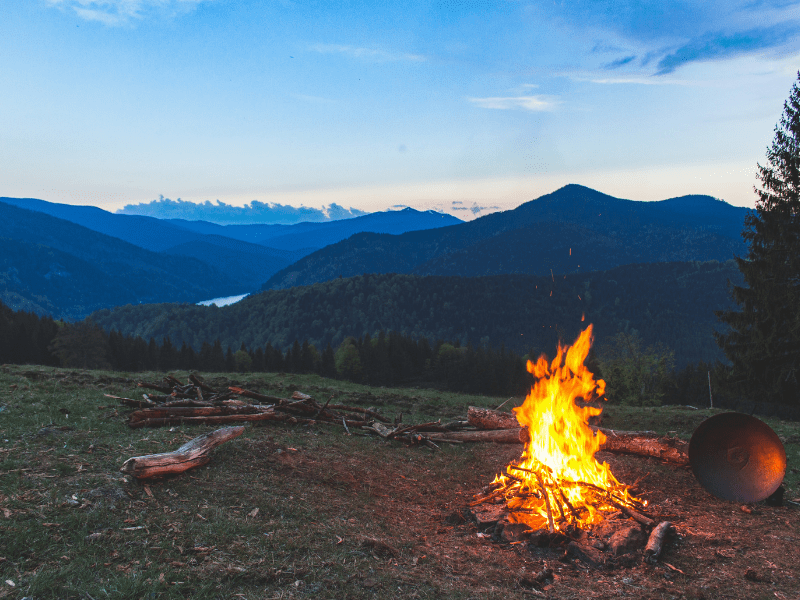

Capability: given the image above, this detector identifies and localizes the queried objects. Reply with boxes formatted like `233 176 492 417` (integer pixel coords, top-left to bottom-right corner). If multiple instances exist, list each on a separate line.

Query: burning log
467 405 689 465
119 425 244 479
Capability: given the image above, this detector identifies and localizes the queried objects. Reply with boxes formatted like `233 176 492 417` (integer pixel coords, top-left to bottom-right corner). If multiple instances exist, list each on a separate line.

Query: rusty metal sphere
689 412 786 503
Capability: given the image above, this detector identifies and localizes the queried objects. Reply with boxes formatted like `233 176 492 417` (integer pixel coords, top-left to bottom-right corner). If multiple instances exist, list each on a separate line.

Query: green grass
0 364 798 600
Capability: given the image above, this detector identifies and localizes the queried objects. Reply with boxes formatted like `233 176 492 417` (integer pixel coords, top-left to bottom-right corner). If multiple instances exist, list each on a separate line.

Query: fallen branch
120 426 244 479
429 428 526 443
644 521 674 564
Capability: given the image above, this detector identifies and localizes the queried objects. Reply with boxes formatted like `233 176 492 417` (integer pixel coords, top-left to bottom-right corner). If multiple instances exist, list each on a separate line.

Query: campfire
474 325 645 533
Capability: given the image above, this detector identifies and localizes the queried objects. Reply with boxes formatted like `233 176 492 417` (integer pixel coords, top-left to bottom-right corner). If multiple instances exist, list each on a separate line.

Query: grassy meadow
0 365 798 599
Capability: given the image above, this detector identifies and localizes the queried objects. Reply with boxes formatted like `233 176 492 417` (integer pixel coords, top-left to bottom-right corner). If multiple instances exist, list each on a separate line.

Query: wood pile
106 374 689 463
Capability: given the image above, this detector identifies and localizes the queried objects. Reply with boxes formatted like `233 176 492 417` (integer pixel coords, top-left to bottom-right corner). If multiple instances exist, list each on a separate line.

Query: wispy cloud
46 0 210 26
448 201 501 216
604 55 637 70
467 95 557 111
540 1 800 74
588 76 693 85
655 23 800 74
310 43 425 62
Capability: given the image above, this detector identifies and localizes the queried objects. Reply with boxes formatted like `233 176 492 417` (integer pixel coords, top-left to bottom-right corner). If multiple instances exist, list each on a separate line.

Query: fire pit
471 325 671 568
473 325 644 531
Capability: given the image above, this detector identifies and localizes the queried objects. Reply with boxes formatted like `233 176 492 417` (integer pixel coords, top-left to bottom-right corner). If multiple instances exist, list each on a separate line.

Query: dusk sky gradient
2 1 800 219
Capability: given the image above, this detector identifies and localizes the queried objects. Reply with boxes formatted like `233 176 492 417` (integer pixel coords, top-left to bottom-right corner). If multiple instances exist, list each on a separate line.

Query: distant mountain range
263 185 750 289
0 202 239 319
1 184 752 367
0 197 462 318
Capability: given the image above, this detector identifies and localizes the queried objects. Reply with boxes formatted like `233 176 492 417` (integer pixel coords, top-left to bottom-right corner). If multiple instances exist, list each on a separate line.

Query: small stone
520 567 553 588
568 541 608 569
608 523 647 556
500 522 533 543
470 504 507 528
527 529 550 547
744 568 764 582
445 509 468 525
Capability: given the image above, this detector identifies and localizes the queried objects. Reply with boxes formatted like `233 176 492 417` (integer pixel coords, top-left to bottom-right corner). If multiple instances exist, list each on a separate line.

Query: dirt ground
249 432 800 600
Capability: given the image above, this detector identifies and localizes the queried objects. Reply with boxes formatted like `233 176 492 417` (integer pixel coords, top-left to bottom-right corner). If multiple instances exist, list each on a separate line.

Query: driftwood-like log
644 521 674 563
120 426 245 478
467 406 520 430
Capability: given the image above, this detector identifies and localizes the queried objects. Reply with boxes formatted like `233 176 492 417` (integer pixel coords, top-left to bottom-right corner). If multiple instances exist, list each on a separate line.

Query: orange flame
484 325 641 531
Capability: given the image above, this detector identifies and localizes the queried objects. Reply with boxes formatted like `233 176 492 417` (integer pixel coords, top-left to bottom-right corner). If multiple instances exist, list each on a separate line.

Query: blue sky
2 1 799 220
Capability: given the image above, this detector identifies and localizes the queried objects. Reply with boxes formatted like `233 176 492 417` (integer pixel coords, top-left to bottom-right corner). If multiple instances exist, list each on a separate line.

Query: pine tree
716 72 800 405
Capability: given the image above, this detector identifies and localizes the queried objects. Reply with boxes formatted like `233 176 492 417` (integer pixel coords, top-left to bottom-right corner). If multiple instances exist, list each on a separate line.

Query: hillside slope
263 185 749 289
0 202 240 319
0 197 462 289
166 207 462 251
91 260 743 366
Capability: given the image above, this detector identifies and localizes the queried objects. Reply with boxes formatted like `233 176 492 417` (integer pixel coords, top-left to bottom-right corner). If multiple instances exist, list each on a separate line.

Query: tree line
4 297 784 416
0 300 531 396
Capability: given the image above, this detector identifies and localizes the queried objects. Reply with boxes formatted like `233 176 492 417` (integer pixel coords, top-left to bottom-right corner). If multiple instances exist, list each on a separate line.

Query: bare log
189 372 216 393
120 426 245 478
595 429 689 466
429 428 527 443
128 406 268 422
644 521 674 563
129 412 291 429
327 404 391 423
467 406 520 430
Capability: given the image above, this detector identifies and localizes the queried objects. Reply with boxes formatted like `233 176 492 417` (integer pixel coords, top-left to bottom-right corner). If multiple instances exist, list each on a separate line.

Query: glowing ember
476 325 643 532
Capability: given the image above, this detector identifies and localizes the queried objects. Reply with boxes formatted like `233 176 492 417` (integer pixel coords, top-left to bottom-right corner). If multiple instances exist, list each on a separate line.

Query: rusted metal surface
689 413 786 503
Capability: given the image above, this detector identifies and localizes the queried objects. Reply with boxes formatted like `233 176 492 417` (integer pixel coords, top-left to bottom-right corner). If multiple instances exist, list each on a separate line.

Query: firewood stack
106 374 473 446
105 374 689 464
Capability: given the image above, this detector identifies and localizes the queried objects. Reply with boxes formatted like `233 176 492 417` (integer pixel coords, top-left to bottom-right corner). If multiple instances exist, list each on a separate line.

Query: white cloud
310 43 426 62
46 0 211 26
467 96 557 111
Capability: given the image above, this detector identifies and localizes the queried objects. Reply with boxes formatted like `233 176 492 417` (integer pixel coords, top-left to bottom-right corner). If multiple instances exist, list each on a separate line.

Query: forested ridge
0 298 742 408
90 260 743 367
263 185 749 290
